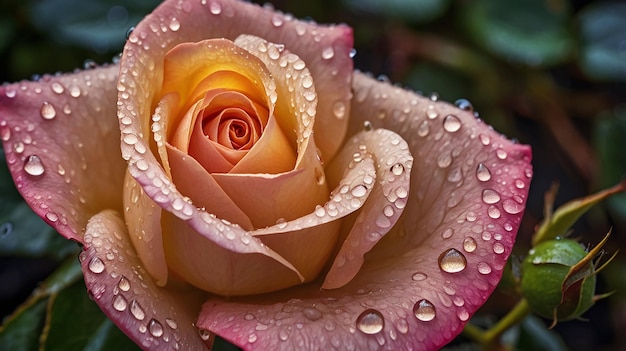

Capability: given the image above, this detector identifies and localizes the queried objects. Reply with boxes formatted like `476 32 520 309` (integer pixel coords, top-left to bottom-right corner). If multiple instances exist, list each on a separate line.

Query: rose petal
123 171 168 286
322 128 413 289
196 73 532 350
80 210 210 350
121 0 353 165
0 66 124 242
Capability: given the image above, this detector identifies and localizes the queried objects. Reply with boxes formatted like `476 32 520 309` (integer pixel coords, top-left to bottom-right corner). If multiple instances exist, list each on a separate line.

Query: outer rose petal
196 73 532 350
80 210 209 350
0 66 124 242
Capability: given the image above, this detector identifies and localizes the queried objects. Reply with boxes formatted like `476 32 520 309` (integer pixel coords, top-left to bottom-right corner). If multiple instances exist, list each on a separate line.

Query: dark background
1 0 626 350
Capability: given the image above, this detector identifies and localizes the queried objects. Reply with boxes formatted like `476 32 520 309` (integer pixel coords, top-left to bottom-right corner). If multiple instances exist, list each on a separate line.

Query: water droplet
88 257 105 273
350 185 367 197
515 179 525 189
441 228 453 239
417 120 429 137
333 101 346 119
502 199 523 214
479 134 490 146
169 17 180 31
429 92 439 101
443 115 461 132
390 163 404 176
437 152 452 168
271 14 283 27
303 307 322 321
349 48 357 58
207 1 222 14
69 85 81 98
413 299 436 321
248 333 257 343
51 82 64 94
126 26 135 39
496 149 508 159
463 237 477 252
5 89 17 98
454 98 473 112
23 155 45 177
356 309 384 334
477 262 492 274
149 319 164 337
40 102 57 120
488 205 501 219
113 294 128 311
482 189 501 204
412 272 427 281
118 276 130 291
322 46 334 60
130 300 146 320
199 328 211 341
438 249 467 273
493 242 505 254
457 309 469 321
476 163 491 182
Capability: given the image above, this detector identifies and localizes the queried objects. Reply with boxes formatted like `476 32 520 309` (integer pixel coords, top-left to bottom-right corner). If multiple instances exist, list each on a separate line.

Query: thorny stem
462 299 531 349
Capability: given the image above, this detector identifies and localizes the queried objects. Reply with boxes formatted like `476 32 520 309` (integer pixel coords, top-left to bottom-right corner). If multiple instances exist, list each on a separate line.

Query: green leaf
464 0 574 67
0 298 47 351
42 281 140 351
579 3 626 81
532 182 625 246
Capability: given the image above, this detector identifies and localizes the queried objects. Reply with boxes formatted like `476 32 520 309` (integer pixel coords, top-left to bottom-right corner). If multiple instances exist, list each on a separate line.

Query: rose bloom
0 0 532 350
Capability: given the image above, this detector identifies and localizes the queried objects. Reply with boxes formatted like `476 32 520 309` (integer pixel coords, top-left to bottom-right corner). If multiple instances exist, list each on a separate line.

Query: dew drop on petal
23 155 45 176
454 98 473 112
443 115 461 132
350 185 367 197
130 300 146 321
51 82 64 94
40 102 56 120
413 299 436 322
303 308 322 321
438 249 467 273
477 262 492 274
462 237 477 252
481 189 501 204
199 329 211 341
118 276 130 291
322 46 334 60
113 294 128 311
333 101 346 119
493 242 505 254
88 257 105 274
149 319 164 337
169 17 180 31
209 1 222 14
356 309 384 334
391 163 404 176
502 199 523 214
412 272 427 281
476 163 491 182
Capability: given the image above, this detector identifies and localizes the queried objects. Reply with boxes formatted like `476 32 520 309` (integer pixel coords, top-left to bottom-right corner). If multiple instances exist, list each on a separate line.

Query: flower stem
463 299 531 349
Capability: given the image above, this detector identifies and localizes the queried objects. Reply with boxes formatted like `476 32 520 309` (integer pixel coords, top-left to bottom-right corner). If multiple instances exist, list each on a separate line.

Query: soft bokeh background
1 0 625 350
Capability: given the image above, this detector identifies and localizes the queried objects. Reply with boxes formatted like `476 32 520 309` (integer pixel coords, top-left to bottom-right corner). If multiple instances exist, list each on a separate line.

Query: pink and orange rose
0 0 532 350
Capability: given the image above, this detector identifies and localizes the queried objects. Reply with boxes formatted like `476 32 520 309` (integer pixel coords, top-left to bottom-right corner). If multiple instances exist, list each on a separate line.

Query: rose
0 0 532 350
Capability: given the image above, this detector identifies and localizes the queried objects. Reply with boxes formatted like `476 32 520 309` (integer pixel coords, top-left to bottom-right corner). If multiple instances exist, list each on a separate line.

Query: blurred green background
1 0 625 350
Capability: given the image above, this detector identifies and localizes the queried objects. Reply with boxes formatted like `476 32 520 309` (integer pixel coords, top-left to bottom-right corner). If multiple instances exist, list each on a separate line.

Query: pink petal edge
80 210 209 350
0 65 125 242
